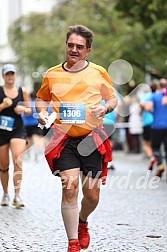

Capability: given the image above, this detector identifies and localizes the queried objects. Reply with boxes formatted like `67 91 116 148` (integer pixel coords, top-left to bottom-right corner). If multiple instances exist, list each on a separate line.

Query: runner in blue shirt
141 78 167 177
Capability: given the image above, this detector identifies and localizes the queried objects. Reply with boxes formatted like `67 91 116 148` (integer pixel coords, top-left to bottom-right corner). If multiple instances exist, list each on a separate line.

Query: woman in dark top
0 64 31 208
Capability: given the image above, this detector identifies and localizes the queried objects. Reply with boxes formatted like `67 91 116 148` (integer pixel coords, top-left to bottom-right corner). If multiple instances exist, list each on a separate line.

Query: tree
42 0 145 82
8 13 62 77
115 0 167 78
115 0 167 28
8 0 166 88
9 0 131 82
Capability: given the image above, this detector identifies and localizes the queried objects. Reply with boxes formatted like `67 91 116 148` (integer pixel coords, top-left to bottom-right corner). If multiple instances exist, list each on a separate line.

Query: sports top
37 61 116 137
0 86 24 131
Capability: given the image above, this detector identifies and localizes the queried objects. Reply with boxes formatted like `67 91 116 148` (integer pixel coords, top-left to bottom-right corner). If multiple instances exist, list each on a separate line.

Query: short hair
159 78 167 89
66 25 94 48
150 82 157 93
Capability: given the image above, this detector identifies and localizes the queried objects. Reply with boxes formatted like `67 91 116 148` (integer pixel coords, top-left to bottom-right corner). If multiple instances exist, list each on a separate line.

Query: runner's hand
14 105 26 115
2 97 13 108
91 105 106 119
38 110 49 125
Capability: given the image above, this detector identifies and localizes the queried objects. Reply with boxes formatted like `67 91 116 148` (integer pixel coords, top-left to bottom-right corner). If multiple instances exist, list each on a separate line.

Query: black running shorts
0 125 27 146
143 125 152 141
53 136 103 179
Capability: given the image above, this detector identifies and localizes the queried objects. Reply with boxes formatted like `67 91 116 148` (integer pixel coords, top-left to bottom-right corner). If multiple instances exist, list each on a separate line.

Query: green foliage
116 0 167 78
8 0 167 87
116 0 167 28
8 13 62 78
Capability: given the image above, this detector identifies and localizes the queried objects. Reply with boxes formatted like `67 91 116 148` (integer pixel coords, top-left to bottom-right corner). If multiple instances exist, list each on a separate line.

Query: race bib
0 116 14 131
60 103 86 124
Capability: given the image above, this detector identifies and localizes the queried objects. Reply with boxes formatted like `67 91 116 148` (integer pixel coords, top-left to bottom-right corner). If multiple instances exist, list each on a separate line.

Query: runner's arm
0 98 13 112
35 97 50 125
22 87 32 116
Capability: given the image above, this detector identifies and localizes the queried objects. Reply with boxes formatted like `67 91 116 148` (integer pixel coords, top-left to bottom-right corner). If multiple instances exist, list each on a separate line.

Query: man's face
66 33 91 68
3 72 16 84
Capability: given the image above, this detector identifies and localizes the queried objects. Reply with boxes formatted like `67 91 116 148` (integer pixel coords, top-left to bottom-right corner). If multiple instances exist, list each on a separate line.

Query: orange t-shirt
37 61 116 137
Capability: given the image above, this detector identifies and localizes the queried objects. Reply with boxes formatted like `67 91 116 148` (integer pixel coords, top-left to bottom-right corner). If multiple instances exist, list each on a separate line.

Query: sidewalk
0 151 167 252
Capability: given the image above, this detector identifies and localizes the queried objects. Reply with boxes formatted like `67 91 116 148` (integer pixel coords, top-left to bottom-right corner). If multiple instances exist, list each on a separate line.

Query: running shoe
78 222 90 249
148 157 157 171
108 164 115 170
67 239 80 252
155 164 165 178
1 194 10 206
12 195 25 208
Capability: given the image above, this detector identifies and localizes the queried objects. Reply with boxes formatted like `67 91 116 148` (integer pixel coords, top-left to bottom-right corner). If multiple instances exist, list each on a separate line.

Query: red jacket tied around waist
44 126 112 185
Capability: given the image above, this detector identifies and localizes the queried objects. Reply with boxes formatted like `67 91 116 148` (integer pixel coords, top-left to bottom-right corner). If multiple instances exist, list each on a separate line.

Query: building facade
0 0 56 88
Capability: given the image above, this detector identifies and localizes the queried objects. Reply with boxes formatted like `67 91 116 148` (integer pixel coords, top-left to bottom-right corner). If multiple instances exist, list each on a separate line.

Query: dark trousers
151 128 167 164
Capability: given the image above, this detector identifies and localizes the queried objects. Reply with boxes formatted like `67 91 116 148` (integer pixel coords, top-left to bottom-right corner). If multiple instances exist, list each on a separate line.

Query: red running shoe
67 240 80 252
148 157 157 171
155 164 165 178
78 222 90 249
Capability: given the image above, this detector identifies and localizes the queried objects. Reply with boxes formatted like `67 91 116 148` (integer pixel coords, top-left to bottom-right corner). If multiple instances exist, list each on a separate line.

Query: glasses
67 43 87 51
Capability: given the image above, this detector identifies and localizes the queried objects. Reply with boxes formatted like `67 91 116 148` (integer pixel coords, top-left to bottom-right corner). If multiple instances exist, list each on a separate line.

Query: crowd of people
140 78 167 177
113 78 167 178
0 24 167 252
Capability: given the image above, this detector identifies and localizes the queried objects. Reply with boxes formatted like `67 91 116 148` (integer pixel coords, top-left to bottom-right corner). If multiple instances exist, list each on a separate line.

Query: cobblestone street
0 151 167 252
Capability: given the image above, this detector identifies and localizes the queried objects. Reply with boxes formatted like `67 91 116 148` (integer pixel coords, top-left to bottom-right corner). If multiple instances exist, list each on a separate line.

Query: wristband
104 104 110 114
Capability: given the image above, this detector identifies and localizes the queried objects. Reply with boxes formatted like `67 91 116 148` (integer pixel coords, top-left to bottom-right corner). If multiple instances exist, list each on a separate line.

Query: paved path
0 151 167 252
